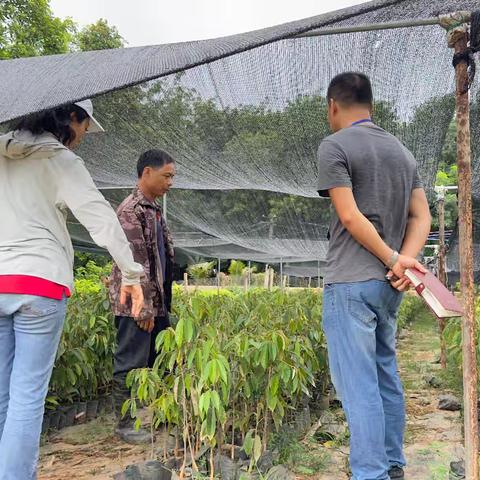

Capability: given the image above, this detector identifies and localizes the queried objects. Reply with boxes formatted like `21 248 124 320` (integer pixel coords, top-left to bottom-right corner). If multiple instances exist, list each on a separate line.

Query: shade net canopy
2 0 480 274
446 200 480 286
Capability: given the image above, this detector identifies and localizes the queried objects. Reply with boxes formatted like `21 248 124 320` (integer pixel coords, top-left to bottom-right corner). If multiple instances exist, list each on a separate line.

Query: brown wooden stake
437 192 447 369
454 32 479 479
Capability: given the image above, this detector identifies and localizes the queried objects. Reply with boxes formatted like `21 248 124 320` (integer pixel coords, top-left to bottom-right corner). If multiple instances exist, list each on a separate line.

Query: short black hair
13 104 90 146
137 149 175 178
327 72 373 107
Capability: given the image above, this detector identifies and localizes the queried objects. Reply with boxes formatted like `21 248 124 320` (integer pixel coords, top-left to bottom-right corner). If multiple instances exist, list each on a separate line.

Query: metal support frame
435 185 458 370
294 17 440 38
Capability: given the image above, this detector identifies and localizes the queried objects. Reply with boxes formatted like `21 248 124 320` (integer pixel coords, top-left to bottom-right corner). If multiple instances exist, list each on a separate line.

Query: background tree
76 18 124 51
0 0 75 59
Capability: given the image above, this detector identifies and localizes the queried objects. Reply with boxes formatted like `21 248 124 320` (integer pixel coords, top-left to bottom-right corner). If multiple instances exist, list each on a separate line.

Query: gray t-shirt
317 122 422 284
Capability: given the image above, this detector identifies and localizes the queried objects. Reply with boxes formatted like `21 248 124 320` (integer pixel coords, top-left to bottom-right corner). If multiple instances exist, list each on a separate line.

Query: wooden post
183 272 189 289
264 265 270 289
437 189 448 369
446 22 479 478
280 258 284 291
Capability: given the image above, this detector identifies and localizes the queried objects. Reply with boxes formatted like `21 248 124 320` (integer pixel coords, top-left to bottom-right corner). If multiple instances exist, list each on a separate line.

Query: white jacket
0 130 143 290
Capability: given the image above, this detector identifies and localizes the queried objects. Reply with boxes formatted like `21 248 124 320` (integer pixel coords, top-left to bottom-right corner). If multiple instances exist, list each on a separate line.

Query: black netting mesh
2 0 480 274
446 200 480 285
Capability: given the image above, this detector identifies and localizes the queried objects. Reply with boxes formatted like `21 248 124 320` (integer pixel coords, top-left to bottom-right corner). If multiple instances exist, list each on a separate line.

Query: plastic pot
98 394 113 415
86 399 99 421
57 412 66 430
41 412 51 435
75 401 87 424
49 410 61 431
59 404 77 428
104 394 114 414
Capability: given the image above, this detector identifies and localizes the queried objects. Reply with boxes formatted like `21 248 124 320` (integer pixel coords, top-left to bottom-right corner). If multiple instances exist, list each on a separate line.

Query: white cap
74 99 105 133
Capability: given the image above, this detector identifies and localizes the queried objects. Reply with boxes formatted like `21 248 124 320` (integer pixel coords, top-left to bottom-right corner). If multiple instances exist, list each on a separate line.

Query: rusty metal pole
437 189 448 369
450 25 478 479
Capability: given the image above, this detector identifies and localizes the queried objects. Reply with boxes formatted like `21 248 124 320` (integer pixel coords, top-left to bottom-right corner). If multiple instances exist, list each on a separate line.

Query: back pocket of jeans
347 289 376 329
19 297 59 317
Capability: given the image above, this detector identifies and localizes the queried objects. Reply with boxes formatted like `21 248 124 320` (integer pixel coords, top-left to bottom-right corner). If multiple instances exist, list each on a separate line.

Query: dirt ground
38 312 464 480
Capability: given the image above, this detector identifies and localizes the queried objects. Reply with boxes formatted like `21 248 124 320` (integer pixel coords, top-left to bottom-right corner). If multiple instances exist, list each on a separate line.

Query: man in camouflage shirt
109 149 175 443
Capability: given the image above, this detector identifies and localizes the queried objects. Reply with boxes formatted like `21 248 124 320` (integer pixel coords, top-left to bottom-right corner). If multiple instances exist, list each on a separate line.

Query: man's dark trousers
113 315 170 427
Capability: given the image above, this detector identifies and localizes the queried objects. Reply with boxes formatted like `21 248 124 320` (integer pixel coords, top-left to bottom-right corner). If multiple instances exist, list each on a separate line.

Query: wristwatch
388 250 399 269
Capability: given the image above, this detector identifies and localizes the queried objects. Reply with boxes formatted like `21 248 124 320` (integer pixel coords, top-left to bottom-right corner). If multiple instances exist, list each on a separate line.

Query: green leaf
211 390 221 412
253 434 262 462
217 358 229 385
121 399 131 417
270 375 280 396
260 345 269 370
173 376 180 402
187 348 196 368
209 360 220 384
175 318 185 347
206 408 217 439
134 417 142 432
184 317 194 342
202 360 212 383
191 387 199 416
67 368 76 385
243 430 254 456
199 391 211 418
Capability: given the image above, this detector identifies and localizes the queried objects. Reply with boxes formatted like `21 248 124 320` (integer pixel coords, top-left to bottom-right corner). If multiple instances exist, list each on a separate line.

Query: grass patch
279 439 330 475
53 415 114 445
270 428 330 476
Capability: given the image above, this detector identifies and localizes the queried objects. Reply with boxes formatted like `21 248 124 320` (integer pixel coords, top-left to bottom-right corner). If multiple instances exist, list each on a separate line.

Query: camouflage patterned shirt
109 187 174 320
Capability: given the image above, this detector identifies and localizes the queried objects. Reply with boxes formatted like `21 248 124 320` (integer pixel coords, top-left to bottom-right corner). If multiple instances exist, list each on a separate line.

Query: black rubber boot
113 374 152 444
388 466 405 479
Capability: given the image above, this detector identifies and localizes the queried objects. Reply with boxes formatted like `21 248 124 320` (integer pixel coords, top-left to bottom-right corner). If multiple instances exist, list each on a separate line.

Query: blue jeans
323 280 405 480
0 294 67 480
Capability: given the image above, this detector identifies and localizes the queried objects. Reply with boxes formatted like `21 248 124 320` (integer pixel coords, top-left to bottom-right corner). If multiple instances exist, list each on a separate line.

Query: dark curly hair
13 104 90 146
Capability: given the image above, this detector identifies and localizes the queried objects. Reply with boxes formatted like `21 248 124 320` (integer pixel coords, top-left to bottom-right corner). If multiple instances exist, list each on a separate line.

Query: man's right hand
136 318 155 333
120 283 144 318
388 254 426 291
391 254 426 278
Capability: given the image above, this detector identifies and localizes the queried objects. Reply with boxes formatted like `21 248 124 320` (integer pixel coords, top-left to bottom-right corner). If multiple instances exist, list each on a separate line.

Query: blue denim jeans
0 294 67 480
323 280 405 480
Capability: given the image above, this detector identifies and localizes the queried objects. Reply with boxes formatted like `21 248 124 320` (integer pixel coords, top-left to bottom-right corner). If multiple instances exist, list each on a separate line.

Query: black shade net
2 0 480 274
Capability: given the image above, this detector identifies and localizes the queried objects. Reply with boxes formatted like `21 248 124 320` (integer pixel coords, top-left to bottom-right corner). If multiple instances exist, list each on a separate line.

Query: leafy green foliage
76 18 124 51
188 261 215 279
126 288 326 464
49 276 114 403
0 0 75 59
397 295 426 331
228 260 246 276
443 297 480 391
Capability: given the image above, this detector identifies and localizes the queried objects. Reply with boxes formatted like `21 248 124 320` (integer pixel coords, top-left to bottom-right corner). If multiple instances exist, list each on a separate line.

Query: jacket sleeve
117 205 155 320
51 152 143 286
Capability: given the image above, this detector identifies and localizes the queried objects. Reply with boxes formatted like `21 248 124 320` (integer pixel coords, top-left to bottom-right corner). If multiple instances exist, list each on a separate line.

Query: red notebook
404 268 464 319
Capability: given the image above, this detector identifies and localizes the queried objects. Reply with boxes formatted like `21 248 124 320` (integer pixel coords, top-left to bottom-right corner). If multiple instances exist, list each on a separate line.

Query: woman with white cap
0 99 144 479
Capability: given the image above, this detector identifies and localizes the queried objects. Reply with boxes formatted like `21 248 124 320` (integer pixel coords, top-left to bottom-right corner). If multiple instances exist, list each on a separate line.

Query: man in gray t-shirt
317 72 431 480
